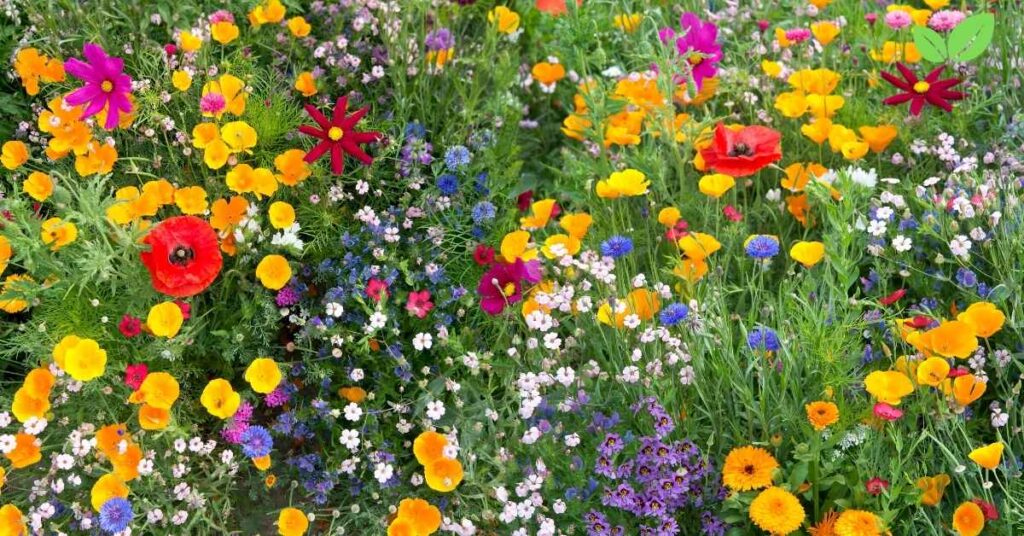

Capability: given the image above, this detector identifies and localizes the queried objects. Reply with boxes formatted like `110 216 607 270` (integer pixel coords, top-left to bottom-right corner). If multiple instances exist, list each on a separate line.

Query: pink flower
971 498 999 521
873 402 903 421
865 13 878 25
884 10 912 30
406 290 434 319
124 363 149 391
723 205 743 222
478 259 541 315
665 221 689 242
64 43 134 130
119 314 142 338
865 477 890 496
164 44 177 56
366 278 389 302
200 92 226 115
175 300 192 320
928 10 966 32
784 28 812 43
208 10 235 24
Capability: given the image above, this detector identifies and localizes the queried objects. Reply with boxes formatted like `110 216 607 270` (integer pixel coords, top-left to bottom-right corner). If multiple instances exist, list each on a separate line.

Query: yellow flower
834 510 882 536
811 21 840 46
245 357 283 394
1 140 29 170
138 404 171 430
413 431 449 465
806 94 845 118
23 171 54 201
90 473 129 511
801 118 833 145
249 0 286 26
613 13 642 33
761 60 782 78
137 372 181 409
789 240 825 267
12 388 50 423
841 140 869 161
924 320 978 358
858 125 898 153
277 507 309 536
488 6 520 34
788 69 840 95
13 47 65 96
257 254 292 290
201 378 241 419
171 70 192 91
827 124 858 153
916 357 950 387
950 373 986 406
221 120 258 153
287 17 311 37
0 236 10 276
677 233 721 261
500 231 537 263
968 442 1003 470
774 91 809 118
722 445 778 491
396 498 442 535
179 30 202 52
531 61 566 86
750 487 805 535
658 207 681 227
698 173 736 198
147 301 184 338
916 474 950 506
274 149 311 186
559 213 592 240
952 501 985 536
74 141 118 177
253 455 271 470
268 202 296 229
41 217 77 251
3 274 35 313
294 71 317 97
956 301 1005 338
805 401 839 431
4 432 41 469
0 504 26 536
211 21 240 45
226 164 277 199
424 457 464 492
596 169 649 199
924 0 948 8
142 179 175 206
174 186 209 215
864 370 914 405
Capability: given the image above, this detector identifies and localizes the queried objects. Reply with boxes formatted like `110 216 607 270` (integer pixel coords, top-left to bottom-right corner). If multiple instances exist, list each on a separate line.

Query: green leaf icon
912 26 948 63
947 12 995 62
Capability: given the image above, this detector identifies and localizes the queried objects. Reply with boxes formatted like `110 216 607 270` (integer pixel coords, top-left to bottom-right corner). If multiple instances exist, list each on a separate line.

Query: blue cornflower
955 267 977 288
659 303 690 326
240 425 273 458
747 327 781 352
404 122 427 139
744 235 780 259
471 201 496 223
437 173 459 195
99 498 133 533
444 145 471 170
600 235 633 259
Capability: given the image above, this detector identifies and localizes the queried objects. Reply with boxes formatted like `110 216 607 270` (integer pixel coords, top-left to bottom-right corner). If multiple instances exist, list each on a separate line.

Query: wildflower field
0 0 1022 534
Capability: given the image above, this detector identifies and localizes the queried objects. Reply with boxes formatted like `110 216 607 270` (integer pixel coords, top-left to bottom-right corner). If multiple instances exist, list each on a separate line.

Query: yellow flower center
328 127 344 141
913 81 930 94
502 282 516 297
688 54 703 66
101 80 114 92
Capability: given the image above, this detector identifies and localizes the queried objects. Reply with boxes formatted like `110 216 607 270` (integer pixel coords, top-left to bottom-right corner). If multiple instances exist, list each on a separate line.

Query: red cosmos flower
298 95 382 175
406 290 434 319
881 63 965 116
865 477 890 496
366 278 389 302
473 244 496 266
699 123 782 177
140 216 222 297
879 288 906 306
124 363 148 391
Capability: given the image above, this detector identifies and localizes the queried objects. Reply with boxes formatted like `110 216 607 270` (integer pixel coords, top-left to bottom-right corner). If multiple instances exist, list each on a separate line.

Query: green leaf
912 26 947 63
947 13 995 62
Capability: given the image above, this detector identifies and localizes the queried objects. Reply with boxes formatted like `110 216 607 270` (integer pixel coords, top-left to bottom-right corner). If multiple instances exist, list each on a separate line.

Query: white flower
413 332 433 351
848 167 877 188
867 219 887 237
949 235 972 258
892 235 913 252
0 435 17 454
343 403 363 422
23 417 47 435
426 400 446 421
340 429 361 451
325 302 344 317
374 463 394 483
54 454 75 470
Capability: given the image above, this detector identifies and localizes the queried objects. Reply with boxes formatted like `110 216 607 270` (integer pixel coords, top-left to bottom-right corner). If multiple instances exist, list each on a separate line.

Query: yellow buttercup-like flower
268 202 296 229
698 173 736 199
488 6 520 34
596 169 649 199
294 71 317 97
287 17 311 37
245 357 283 394
211 21 240 45
148 301 184 338
201 378 241 419
256 254 292 290
41 218 78 251
23 171 54 202
789 240 825 267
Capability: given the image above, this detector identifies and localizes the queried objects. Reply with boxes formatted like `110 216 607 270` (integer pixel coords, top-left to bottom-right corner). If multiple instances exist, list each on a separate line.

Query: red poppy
865 477 889 496
947 366 970 378
699 123 782 177
904 315 932 329
298 95 382 175
881 63 965 116
879 288 906 306
140 216 223 297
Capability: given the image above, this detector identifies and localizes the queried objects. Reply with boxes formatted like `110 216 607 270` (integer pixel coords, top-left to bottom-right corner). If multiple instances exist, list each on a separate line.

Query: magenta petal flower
477 259 541 315
64 43 134 130
661 13 722 90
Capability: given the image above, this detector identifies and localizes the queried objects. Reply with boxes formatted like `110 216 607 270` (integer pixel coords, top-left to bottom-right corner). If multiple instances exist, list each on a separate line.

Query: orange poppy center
913 81 930 94
101 80 114 92
328 126 344 141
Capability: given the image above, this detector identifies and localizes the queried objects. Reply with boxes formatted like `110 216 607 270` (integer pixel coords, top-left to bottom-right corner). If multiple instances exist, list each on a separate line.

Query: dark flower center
728 142 754 157
169 246 195 266
743 464 755 475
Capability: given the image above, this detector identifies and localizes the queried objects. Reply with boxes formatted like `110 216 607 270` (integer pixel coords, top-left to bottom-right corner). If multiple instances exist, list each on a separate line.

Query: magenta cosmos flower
64 43 133 130
478 259 541 315
659 13 722 89
298 95 382 175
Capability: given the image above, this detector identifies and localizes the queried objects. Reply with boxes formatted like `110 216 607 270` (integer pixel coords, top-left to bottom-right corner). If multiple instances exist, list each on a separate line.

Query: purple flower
425 28 454 51
660 13 722 89
64 43 133 130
